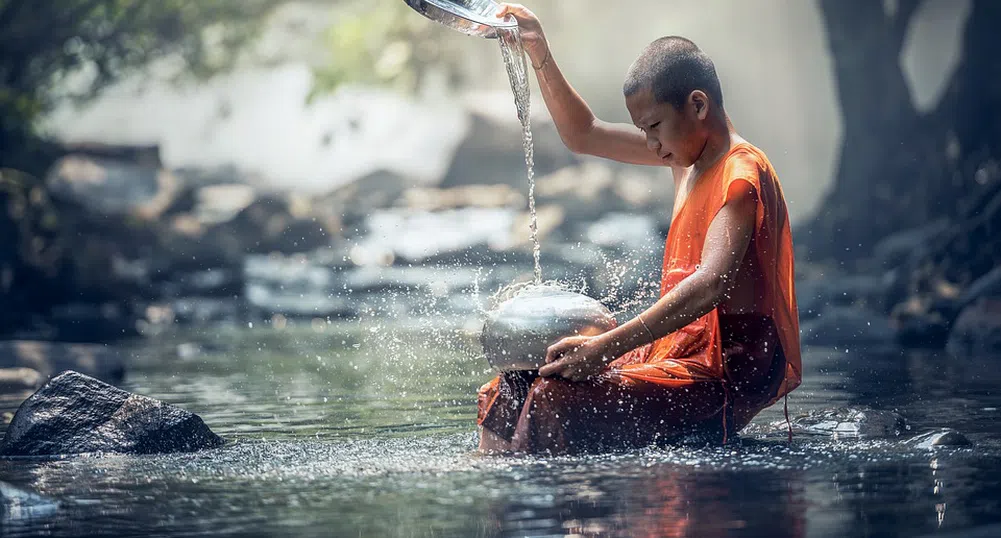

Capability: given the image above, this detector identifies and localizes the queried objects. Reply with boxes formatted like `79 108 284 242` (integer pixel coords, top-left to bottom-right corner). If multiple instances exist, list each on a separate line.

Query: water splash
497 27 541 284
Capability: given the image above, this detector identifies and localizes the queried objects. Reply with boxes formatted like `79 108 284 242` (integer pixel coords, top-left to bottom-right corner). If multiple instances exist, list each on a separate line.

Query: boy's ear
690 90 709 120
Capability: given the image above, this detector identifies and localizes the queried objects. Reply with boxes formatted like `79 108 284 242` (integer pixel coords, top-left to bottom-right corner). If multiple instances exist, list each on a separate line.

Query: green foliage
0 0 283 170
312 2 467 96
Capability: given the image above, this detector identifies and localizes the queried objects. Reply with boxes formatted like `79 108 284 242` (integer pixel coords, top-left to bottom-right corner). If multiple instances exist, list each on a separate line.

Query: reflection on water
1 323 1001 537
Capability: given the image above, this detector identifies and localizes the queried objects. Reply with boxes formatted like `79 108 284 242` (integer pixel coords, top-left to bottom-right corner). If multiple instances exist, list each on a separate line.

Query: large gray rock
45 154 180 220
441 112 576 189
0 341 125 383
0 371 224 456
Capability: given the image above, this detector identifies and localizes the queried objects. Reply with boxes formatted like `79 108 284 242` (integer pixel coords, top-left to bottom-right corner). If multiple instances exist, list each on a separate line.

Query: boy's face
625 86 709 169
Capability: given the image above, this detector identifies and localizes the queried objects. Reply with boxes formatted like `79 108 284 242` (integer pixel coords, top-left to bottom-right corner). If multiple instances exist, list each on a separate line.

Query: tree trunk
807 0 948 261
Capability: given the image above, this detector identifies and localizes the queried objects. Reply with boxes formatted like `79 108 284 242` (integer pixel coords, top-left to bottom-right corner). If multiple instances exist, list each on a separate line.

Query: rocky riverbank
3 110 999 368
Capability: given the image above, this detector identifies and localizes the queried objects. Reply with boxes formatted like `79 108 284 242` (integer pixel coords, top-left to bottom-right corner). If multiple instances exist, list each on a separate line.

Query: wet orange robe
478 142 801 454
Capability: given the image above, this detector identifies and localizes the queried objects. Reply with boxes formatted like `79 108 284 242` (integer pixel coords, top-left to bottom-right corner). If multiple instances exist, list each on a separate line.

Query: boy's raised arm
498 4 664 168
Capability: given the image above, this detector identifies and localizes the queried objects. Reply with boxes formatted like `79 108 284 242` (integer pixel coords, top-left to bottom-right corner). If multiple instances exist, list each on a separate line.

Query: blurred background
2 2 1001 536
1 0 999 357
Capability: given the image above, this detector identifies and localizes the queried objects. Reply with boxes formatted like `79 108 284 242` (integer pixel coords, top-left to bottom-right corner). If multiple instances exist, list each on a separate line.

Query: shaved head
623 36 724 110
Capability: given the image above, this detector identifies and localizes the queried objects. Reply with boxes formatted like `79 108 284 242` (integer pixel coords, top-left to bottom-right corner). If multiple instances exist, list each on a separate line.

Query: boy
478 4 801 454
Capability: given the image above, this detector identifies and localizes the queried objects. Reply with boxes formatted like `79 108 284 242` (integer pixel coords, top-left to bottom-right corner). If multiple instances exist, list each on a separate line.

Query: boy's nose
646 135 661 153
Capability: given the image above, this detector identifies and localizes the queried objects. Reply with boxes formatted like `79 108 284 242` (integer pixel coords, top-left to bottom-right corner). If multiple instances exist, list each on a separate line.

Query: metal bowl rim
418 0 518 30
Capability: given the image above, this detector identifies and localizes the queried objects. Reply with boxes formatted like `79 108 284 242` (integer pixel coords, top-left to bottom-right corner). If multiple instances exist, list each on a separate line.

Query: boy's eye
649 122 661 129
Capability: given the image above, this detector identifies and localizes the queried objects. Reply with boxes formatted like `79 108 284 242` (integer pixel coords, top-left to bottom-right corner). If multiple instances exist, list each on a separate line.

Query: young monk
477 4 802 455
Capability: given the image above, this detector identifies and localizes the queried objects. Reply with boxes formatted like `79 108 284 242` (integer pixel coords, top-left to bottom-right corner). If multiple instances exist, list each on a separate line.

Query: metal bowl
481 286 617 372
404 0 517 39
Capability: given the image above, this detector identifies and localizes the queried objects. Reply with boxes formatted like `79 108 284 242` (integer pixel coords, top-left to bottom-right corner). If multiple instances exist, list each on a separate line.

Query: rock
170 297 242 325
45 154 180 220
353 208 517 265
0 368 43 393
890 295 954 348
214 194 332 254
585 213 661 251
501 205 566 249
799 306 895 347
244 253 352 318
0 481 59 521
398 184 524 211
946 299 1001 357
787 407 906 439
0 371 224 456
534 162 672 236
0 341 125 383
871 219 950 269
905 429 972 449
191 183 257 225
245 284 353 319
956 266 1001 308
319 169 416 230
441 112 577 189
157 268 242 298
44 302 138 342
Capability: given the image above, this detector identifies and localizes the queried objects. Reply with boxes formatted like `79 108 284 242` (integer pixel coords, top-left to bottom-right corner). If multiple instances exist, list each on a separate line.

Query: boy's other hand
496 4 548 63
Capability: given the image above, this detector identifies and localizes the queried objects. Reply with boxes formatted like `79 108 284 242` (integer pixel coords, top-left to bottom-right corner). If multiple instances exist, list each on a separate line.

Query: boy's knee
529 376 573 404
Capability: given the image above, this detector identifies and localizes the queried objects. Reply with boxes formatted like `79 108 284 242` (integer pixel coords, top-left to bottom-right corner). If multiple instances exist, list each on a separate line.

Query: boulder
318 169 416 230
0 341 125 383
946 299 1001 357
0 371 224 456
441 112 576 189
585 213 661 252
45 154 180 221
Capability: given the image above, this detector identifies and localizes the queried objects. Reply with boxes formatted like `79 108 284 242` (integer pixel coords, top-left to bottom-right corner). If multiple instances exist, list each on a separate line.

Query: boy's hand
539 335 609 382
496 4 548 65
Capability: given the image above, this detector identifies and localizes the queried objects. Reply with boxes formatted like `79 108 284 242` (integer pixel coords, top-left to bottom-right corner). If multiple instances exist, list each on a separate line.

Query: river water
0 322 1000 537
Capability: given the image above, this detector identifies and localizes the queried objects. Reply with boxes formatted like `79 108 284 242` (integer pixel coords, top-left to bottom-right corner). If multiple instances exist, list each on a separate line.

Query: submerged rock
0 341 125 383
788 407 906 439
905 429 972 449
0 371 224 456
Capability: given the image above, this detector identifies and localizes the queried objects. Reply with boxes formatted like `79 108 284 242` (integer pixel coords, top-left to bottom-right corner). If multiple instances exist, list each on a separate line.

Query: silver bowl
481 286 617 371
404 0 517 39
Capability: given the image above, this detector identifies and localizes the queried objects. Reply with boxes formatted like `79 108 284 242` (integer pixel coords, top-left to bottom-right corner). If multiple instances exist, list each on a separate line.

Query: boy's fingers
538 358 565 377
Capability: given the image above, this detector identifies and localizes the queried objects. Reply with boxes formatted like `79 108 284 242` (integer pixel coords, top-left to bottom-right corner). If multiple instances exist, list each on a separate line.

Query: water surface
1 323 1000 537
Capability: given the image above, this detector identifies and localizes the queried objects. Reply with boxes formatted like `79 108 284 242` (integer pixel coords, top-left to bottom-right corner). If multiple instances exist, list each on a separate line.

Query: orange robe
478 142 801 454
